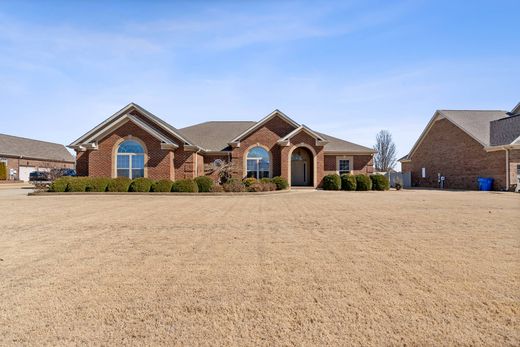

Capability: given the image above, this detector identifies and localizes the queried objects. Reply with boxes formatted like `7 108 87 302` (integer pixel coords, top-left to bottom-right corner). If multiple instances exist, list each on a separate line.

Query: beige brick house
69 103 375 187
400 103 520 190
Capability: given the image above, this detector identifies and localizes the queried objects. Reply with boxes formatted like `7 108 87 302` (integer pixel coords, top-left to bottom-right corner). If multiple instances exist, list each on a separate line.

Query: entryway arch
289 145 315 187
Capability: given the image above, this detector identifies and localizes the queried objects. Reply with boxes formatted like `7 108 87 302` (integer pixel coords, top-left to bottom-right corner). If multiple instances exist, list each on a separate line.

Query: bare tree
373 130 397 172
204 159 239 184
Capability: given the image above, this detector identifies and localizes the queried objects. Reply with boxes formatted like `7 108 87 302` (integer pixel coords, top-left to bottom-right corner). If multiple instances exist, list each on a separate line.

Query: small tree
204 159 238 184
373 130 397 172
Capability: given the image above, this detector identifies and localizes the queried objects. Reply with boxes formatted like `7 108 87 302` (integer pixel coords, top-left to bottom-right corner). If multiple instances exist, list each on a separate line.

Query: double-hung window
338 159 350 175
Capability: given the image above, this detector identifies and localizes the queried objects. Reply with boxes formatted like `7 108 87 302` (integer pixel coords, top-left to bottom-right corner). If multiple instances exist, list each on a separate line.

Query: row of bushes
322 173 389 191
48 176 290 193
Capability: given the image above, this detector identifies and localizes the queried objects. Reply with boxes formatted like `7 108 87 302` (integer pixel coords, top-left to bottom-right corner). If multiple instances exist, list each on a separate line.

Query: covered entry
291 147 313 186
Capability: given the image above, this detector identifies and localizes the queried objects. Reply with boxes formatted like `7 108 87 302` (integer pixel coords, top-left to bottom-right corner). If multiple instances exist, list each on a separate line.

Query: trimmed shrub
152 179 173 192
86 177 111 192
223 179 246 192
341 174 357 191
323 174 341 190
0 162 7 180
49 176 71 192
271 176 289 190
355 174 372 191
370 174 390 191
171 179 199 193
242 177 257 187
195 176 214 192
260 177 272 184
107 177 132 192
129 177 154 192
66 177 88 192
209 185 225 193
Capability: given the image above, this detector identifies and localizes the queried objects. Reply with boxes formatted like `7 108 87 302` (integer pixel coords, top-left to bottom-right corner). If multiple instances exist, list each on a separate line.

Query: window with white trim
421 167 426 178
338 159 350 175
116 140 145 179
246 146 270 179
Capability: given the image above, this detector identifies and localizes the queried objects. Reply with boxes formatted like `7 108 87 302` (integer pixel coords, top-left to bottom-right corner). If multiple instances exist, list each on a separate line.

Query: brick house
399 103 520 190
0 133 75 182
69 103 375 187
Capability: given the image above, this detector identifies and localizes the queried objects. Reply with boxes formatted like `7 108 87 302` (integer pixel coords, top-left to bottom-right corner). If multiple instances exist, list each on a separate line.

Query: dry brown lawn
0 189 519 346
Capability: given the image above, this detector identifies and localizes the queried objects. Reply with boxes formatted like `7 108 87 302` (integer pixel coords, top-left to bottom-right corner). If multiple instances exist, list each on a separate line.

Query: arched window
116 140 145 179
246 146 270 179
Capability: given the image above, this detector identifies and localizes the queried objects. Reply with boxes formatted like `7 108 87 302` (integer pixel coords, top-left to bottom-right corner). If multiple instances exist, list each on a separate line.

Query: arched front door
291 147 313 186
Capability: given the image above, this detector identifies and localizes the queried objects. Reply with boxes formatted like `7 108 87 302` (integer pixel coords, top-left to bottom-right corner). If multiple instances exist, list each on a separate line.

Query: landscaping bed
42 175 290 194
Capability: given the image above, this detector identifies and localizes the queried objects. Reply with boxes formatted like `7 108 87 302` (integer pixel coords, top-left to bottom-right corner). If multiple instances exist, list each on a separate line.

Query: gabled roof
178 121 256 152
511 102 520 115
277 125 329 147
230 109 300 143
0 133 74 162
69 103 194 148
400 109 508 161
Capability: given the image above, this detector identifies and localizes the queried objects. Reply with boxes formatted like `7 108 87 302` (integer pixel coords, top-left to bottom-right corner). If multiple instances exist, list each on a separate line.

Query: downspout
505 148 509 189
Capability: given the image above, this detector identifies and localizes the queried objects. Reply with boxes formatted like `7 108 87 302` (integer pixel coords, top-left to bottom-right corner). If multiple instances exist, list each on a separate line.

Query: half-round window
246 146 270 179
116 140 145 179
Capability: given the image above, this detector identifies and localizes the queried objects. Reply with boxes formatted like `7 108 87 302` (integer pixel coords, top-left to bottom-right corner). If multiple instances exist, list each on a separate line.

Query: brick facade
403 118 508 190
73 110 374 188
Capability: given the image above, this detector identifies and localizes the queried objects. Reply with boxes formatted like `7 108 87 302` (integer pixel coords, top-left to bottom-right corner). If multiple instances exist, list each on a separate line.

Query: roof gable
401 109 507 161
278 125 328 147
69 103 193 149
230 109 300 143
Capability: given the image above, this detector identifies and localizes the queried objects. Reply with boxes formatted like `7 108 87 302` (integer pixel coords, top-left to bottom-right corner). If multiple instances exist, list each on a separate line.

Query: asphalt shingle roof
177 121 374 153
438 110 508 146
0 133 75 162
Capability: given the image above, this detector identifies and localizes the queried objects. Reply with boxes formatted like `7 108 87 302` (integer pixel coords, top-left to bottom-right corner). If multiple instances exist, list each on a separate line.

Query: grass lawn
0 189 519 345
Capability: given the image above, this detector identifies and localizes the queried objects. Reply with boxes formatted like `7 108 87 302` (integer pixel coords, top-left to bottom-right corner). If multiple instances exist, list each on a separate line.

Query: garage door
19 166 36 182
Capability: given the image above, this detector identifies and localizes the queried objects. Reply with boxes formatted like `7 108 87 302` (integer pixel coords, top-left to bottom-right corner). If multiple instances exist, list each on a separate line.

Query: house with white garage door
0 133 75 182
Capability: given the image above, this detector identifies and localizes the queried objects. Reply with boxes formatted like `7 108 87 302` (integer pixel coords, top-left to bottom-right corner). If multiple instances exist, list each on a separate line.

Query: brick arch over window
242 143 273 178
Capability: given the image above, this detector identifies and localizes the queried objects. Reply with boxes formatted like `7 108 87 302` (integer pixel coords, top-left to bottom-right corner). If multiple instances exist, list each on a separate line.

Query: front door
291 148 311 186
291 161 307 185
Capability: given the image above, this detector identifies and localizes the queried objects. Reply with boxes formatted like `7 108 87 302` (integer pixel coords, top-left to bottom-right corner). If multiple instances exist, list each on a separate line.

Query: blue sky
1 0 519 164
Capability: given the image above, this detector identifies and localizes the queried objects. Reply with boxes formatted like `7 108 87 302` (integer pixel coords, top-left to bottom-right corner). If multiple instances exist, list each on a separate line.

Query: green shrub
86 177 111 192
152 179 173 192
341 174 357 191
370 174 390 191
66 177 88 192
355 174 372 191
49 176 71 192
0 162 7 180
107 177 132 192
323 174 341 190
242 177 257 187
171 179 199 193
194 176 214 192
223 180 245 192
271 176 289 190
129 177 154 192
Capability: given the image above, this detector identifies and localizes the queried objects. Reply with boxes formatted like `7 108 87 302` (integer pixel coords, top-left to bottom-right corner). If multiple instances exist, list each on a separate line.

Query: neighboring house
69 103 375 187
0 133 75 182
399 103 520 190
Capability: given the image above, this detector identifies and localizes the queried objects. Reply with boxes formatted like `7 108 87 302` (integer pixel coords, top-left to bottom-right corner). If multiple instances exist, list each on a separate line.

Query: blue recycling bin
477 177 494 191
